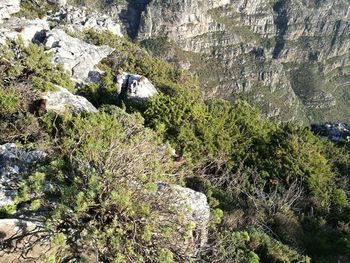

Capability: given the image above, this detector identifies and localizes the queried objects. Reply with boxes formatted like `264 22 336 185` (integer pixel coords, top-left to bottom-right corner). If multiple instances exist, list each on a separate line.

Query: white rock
0 18 49 45
156 183 210 256
50 6 123 37
43 86 98 114
0 0 20 23
44 29 114 83
117 72 158 100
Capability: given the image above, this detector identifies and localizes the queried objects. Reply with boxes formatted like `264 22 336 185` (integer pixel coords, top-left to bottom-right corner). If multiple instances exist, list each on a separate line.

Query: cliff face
136 0 350 122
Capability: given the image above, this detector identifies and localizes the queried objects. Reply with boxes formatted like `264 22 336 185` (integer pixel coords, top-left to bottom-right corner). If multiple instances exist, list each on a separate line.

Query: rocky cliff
134 0 350 123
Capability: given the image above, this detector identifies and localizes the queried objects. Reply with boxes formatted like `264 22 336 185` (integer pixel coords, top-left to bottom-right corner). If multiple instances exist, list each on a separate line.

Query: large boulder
117 71 158 100
0 143 47 206
44 28 114 83
43 86 98 114
156 183 210 258
0 18 49 45
0 0 20 23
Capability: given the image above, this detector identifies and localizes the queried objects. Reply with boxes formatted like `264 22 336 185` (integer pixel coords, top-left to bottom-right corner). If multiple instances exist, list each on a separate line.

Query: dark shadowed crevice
331 20 341 47
272 0 288 59
119 0 150 39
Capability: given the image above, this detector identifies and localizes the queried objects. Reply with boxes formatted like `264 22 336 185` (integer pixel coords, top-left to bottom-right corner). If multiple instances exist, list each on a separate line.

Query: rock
117 72 158 100
136 0 350 122
0 0 20 23
0 219 48 261
156 183 210 257
311 122 350 142
50 6 123 37
43 86 98 114
0 18 49 45
44 29 114 83
0 143 47 206
47 0 67 6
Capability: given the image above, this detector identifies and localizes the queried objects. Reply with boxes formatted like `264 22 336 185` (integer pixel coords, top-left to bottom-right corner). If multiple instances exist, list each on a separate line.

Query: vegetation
0 16 350 263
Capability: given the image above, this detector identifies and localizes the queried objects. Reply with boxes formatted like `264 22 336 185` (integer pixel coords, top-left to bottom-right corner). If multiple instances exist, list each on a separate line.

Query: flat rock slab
43 86 98 114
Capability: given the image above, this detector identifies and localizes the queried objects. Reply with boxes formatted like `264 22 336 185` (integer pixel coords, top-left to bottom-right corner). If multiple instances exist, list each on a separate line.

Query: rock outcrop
311 122 350 142
117 71 158 100
0 0 20 23
0 18 49 45
0 219 48 261
50 6 123 37
137 0 350 123
43 86 98 114
0 143 46 206
44 28 114 83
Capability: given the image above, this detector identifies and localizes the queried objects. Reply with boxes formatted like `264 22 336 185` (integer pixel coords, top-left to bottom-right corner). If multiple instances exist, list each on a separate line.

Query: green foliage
0 38 74 93
15 107 192 262
0 86 20 115
16 0 58 19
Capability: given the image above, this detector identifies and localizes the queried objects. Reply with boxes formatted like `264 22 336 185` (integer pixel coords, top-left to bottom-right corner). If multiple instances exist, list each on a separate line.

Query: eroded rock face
0 0 20 23
0 144 47 206
50 6 123 37
137 0 350 122
44 28 114 83
43 86 98 114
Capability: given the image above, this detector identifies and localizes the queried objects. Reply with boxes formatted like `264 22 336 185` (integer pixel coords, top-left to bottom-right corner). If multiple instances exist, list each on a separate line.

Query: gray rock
47 0 67 6
137 0 350 122
156 183 210 257
0 18 49 45
0 0 20 23
43 86 98 114
44 28 114 83
0 143 47 206
117 72 158 100
50 6 123 37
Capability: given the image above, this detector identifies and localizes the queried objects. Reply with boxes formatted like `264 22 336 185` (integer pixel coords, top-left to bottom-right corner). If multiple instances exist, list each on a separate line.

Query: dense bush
0 38 74 93
8 108 195 262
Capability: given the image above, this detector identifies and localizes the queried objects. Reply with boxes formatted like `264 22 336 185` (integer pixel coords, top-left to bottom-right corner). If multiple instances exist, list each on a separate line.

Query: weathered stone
156 183 210 258
43 86 98 114
117 72 158 100
0 18 49 45
137 0 350 122
0 0 20 23
44 28 114 83
0 144 47 206
50 6 123 37
47 0 67 6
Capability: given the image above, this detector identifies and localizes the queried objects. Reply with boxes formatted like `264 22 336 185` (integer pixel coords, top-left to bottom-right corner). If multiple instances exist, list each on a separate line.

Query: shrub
10 108 195 262
0 38 74 93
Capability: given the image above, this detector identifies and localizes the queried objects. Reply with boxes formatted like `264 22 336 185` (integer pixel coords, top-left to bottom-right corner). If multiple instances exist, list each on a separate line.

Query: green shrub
0 86 20 114
0 38 74 93
12 108 195 262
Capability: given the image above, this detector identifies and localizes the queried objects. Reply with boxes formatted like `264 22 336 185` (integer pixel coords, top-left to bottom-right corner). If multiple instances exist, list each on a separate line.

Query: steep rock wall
137 0 350 122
